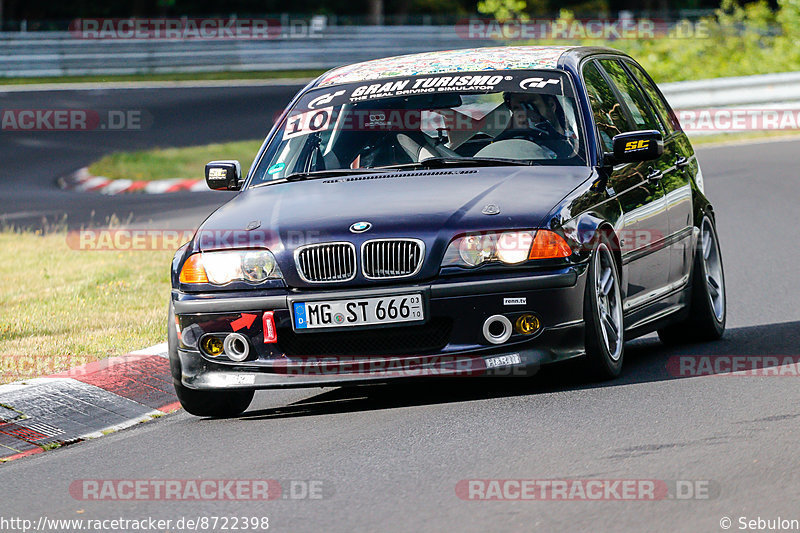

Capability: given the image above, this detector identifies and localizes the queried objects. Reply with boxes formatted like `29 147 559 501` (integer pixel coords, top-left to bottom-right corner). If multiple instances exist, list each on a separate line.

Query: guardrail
660 71 800 108
0 27 495 77
660 71 800 135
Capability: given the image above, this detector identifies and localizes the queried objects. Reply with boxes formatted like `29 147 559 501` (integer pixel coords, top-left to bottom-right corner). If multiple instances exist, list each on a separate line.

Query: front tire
658 215 726 344
173 380 254 418
582 236 625 379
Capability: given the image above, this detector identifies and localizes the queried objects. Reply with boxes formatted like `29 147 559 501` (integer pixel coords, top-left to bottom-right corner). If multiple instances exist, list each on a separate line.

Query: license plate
485 353 522 369
293 293 424 330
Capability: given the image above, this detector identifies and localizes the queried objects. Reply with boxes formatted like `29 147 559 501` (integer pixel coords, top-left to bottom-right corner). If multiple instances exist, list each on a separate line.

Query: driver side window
582 61 629 153
599 59 661 133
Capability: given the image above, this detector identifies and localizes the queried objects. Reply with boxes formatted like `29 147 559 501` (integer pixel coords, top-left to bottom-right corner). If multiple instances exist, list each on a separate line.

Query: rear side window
599 59 661 133
625 61 681 133
582 61 629 152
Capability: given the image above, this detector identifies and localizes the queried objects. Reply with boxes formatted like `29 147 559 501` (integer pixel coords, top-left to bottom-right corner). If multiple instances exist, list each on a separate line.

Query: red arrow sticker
231 313 257 331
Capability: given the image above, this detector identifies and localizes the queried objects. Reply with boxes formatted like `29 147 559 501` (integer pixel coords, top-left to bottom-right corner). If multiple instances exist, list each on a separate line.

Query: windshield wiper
284 168 391 182
253 168 389 187
375 157 538 171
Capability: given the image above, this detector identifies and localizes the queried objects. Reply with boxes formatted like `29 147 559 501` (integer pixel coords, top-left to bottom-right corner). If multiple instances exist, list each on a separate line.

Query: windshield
250 69 585 185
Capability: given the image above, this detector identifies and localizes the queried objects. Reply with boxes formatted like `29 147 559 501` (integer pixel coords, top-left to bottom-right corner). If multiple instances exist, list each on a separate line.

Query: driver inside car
494 92 576 159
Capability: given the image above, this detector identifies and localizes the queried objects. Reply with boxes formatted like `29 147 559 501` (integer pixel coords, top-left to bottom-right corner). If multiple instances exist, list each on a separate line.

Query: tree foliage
475 0 800 82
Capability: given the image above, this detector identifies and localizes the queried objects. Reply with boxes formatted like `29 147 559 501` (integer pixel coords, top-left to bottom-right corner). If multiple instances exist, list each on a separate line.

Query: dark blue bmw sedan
169 46 726 416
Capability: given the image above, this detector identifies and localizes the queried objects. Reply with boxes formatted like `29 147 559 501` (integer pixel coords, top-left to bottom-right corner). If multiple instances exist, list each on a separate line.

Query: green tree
477 0 528 20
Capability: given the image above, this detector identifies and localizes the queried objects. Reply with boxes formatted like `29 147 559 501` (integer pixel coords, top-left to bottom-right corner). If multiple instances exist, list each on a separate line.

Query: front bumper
172 266 588 390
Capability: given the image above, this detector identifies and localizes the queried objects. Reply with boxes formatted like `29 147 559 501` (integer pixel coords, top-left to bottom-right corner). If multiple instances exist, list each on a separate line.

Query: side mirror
205 160 242 191
610 130 664 164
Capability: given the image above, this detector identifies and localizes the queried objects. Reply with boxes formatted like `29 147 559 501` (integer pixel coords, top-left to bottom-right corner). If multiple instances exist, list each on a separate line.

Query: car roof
317 46 589 87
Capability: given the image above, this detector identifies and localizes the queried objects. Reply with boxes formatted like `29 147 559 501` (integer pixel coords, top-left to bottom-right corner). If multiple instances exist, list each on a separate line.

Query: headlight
458 234 495 266
495 231 534 264
443 230 571 268
241 250 277 282
179 249 282 285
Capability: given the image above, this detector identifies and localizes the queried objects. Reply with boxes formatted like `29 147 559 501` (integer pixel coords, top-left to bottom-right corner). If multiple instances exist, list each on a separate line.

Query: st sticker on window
283 106 333 141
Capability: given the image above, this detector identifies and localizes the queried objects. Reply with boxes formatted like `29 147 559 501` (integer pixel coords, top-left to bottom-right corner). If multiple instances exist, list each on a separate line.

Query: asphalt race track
0 84 302 229
2 85 800 532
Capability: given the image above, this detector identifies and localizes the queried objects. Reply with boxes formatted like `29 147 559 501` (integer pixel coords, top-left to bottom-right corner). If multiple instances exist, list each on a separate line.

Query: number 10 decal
283 106 333 141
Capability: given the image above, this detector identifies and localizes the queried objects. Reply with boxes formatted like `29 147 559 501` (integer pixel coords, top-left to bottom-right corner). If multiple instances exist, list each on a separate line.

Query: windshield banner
297 70 573 110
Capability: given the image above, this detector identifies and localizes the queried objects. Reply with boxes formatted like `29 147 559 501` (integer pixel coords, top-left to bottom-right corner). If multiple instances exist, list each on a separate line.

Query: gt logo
519 77 561 90
308 90 345 109
625 140 650 152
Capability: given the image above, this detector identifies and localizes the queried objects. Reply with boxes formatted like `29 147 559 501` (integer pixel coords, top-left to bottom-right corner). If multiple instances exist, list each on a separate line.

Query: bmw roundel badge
349 221 372 233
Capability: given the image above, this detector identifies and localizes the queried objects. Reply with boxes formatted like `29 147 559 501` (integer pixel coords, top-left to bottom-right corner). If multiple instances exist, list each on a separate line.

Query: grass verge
0 70 322 86
0 229 174 384
88 140 263 181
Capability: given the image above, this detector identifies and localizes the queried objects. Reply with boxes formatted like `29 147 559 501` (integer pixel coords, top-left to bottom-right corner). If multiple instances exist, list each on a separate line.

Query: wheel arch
595 222 622 274
569 211 623 276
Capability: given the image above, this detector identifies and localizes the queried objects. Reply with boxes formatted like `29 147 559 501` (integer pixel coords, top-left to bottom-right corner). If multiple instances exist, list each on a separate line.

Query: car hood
196 165 592 287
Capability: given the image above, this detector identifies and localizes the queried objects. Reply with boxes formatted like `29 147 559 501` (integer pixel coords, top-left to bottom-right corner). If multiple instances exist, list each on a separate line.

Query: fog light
201 336 225 356
515 314 541 335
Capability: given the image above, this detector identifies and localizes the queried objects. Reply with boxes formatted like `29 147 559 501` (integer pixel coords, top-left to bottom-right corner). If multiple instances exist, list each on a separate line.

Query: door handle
647 167 663 182
675 156 689 169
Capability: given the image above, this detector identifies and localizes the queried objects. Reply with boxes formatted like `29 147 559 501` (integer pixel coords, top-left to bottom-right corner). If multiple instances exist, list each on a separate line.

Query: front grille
278 318 452 356
295 242 356 283
362 239 424 279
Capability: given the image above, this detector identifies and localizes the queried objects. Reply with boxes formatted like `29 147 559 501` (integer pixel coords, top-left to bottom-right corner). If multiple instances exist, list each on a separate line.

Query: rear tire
168 301 254 418
582 235 625 379
658 215 726 345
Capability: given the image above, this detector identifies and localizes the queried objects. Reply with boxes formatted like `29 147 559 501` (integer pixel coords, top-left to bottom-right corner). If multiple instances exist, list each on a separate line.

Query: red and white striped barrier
58 167 207 195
